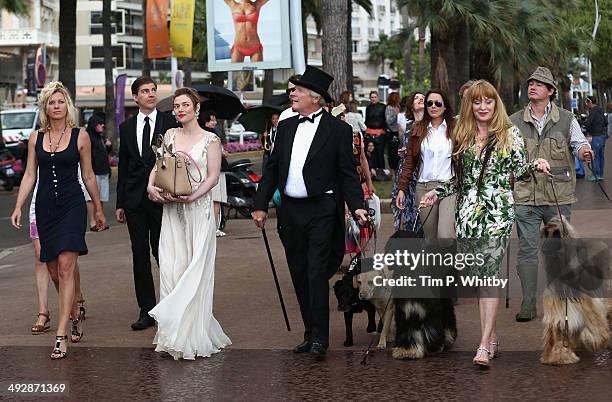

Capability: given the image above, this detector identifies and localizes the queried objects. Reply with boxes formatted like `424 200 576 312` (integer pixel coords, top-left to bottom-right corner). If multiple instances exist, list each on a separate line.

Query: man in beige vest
510 67 594 322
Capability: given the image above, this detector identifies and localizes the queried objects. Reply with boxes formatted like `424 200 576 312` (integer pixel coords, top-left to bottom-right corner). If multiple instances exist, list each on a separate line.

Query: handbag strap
175 150 203 184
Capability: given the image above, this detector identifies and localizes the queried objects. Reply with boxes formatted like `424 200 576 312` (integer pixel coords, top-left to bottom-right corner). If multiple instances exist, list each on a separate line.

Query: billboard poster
206 0 291 72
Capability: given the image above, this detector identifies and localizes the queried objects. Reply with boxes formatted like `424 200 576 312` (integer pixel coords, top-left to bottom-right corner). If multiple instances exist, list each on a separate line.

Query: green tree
303 0 372 91
321 0 348 101
59 0 77 98
368 33 402 76
0 0 28 13
103 0 116 142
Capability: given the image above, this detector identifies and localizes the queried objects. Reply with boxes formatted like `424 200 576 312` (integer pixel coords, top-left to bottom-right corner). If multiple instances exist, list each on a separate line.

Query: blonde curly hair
39 81 78 130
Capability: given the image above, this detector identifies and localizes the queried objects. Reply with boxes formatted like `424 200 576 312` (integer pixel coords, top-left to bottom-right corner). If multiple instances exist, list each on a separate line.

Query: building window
378 5 385 14
352 40 358 53
90 10 125 35
368 27 375 37
90 45 125 69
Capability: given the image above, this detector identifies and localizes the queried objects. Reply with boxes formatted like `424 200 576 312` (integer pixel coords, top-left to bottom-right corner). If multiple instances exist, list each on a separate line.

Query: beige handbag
154 142 202 196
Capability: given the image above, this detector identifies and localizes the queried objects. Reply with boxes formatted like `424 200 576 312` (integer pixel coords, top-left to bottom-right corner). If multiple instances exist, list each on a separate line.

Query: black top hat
289 65 334 103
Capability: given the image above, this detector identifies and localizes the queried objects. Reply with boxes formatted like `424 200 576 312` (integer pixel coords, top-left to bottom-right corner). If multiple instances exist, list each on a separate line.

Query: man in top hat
510 66 594 322
252 66 368 357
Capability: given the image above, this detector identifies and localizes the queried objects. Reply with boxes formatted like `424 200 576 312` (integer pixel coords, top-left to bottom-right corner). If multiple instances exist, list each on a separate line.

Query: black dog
333 274 377 347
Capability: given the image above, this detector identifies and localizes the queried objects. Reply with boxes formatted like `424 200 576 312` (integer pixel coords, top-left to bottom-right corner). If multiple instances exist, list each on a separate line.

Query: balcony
0 29 59 46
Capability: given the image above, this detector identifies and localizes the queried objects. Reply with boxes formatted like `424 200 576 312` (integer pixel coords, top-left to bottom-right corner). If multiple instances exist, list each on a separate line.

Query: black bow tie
298 111 323 124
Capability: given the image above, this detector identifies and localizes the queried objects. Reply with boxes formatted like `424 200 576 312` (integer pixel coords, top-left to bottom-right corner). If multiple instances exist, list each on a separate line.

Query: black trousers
125 197 162 316
279 194 341 347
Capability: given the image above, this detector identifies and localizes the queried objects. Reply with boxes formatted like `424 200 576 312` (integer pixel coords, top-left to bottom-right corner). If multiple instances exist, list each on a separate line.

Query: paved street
0 149 611 400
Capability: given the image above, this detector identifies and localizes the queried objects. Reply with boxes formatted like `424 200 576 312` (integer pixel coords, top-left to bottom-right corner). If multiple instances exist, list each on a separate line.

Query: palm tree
398 2 414 87
0 0 28 13
321 0 348 101
368 33 402 76
416 25 426 84
103 0 116 142
346 0 373 91
59 0 77 97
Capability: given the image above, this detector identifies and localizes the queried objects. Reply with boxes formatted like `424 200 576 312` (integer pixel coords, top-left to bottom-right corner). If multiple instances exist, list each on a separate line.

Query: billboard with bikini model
206 0 292 72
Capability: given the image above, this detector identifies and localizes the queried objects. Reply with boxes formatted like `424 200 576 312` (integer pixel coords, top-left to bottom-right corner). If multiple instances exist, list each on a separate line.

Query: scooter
0 147 18 191
223 158 260 219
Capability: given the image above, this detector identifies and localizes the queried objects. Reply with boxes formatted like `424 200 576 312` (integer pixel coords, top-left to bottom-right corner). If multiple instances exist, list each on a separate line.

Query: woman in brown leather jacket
395 89 456 239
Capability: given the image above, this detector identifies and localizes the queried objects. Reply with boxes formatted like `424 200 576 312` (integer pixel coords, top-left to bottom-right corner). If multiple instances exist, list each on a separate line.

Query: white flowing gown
149 128 231 360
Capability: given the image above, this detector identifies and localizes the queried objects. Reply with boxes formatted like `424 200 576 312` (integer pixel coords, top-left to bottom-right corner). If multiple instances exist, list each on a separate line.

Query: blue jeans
575 156 585 177
591 135 607 177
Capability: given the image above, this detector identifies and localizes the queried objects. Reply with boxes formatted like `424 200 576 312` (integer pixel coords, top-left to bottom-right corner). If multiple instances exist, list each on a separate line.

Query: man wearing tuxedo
115 76 179 330
252 66 368 357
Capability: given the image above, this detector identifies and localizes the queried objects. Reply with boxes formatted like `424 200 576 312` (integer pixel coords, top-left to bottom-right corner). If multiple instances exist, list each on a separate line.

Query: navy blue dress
35 128 87 262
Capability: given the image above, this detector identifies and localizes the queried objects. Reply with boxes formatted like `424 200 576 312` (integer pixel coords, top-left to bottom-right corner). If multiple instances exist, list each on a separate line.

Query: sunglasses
426 100 444 108
285 87 296 95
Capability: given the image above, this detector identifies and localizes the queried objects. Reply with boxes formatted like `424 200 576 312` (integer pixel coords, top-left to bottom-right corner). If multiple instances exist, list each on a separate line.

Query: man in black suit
116 76 179 330
252 66 368 357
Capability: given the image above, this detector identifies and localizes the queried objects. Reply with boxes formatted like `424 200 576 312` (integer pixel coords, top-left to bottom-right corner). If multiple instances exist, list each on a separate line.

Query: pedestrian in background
365 91 387 169
396 89 456 239
85 113 111 231
386 92 401 178
202 110 228 237
584 96 607 181
391 91 424 231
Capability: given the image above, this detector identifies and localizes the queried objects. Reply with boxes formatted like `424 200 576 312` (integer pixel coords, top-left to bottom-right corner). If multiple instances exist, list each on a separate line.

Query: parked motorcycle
223 158 260 219
0 147 18 191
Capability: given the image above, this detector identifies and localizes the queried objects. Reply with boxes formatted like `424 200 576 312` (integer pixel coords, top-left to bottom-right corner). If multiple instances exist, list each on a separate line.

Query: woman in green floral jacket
420 80 551 367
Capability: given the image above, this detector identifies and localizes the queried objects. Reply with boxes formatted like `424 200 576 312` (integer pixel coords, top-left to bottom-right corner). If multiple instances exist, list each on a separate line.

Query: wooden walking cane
261 228 291 331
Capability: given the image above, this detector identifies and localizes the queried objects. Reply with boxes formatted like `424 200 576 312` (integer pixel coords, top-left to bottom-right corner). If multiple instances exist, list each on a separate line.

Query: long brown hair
387 92 401 108
412 89 455 140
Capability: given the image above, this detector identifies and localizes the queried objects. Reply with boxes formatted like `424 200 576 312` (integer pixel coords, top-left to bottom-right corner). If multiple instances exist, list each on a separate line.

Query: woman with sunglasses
396 90 456 239
420 80 550 366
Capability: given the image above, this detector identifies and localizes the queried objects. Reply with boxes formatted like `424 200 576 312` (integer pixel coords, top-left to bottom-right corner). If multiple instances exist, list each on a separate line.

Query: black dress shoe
310 342 327 358
131 316 156 331
293 340 312 353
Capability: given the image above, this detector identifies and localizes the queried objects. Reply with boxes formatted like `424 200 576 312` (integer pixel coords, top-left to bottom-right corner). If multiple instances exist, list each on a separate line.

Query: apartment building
0 0 59 103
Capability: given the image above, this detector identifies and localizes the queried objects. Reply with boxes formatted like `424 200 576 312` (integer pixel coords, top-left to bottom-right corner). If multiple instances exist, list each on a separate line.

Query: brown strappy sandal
31 312 50 335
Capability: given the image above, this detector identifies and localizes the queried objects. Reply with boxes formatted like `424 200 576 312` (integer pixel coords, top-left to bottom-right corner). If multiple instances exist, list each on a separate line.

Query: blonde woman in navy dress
11 82 106 359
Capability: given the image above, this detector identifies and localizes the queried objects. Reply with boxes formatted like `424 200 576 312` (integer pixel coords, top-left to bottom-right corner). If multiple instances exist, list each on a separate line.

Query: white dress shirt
279 107 299 122
136 109 158 156
284 108 323 198
418 119 453 182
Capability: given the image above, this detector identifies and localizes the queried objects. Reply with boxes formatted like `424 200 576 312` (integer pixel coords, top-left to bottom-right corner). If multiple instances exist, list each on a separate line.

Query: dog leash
585 162 612 204
548 175 570 347
548 175 568 236
361 290 394 366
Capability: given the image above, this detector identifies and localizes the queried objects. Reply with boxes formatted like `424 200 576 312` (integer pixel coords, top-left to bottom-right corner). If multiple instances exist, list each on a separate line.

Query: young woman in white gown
146 87 231 360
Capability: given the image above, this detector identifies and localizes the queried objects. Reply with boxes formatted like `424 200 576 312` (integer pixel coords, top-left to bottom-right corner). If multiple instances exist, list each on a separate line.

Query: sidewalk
2 211 611 352
1 212 611 401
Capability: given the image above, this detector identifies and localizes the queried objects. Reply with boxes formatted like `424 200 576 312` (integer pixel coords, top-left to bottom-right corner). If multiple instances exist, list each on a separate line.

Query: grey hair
308 90 326 106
